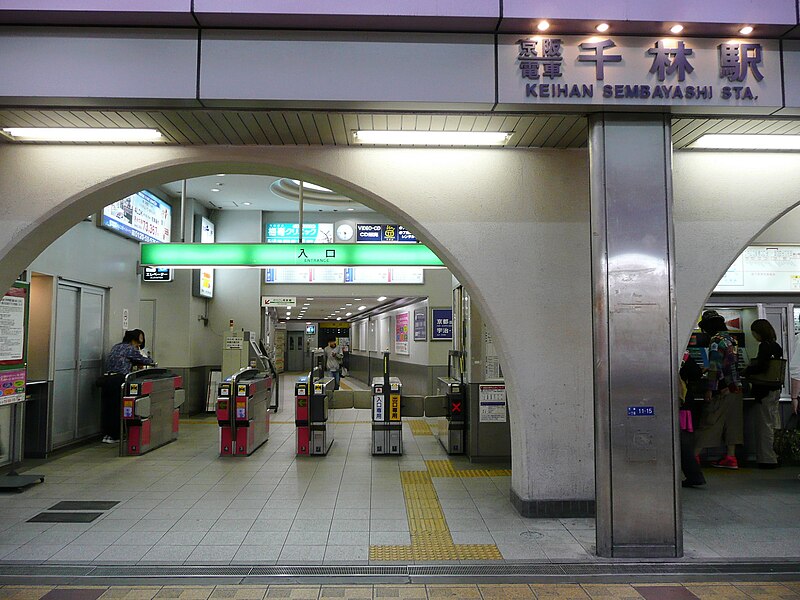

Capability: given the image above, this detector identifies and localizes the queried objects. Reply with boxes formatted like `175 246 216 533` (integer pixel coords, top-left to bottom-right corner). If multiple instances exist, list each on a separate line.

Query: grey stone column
589 114 682 558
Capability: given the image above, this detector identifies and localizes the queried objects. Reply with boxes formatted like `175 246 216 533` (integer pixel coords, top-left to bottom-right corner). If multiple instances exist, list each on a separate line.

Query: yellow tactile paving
407 420 433 436
424 460 511 478
371 469 502 561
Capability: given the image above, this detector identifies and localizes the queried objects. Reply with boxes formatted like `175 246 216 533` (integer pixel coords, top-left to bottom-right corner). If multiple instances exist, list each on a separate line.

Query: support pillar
589 114 682 558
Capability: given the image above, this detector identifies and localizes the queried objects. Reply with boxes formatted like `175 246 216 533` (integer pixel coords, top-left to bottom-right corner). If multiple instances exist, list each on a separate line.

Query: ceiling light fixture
596 23 610 32
377 296 387 302
358 305 367 310
689 134 800 150
216 174 225 177
352 130 512 147
669 24 684 34
242 202 251 206
211 188 220 192
346 312 352 317
336 317 342 321
1 127 163 143
739 25 754 35
537 20 550 31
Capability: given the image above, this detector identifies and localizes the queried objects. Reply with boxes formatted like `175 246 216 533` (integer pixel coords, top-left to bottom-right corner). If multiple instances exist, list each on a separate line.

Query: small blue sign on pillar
431 308 452 340
627 406 655 417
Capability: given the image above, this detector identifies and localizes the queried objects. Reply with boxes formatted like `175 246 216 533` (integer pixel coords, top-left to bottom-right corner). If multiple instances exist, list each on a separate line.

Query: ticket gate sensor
121 368 184 456
435 350 466 454
372 352 403 455
295 350 336 456
216 368 273 456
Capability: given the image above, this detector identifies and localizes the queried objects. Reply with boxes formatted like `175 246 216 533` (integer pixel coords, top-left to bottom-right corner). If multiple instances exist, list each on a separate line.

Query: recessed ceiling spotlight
347 208 355 211
354 298 362 301
596 23 610 33
358 305 367 310
346 303 352 306
669 24 684 34
739 25 754 35
377 296 387 302
537 20 550 31
212 188 220 192
243 202 251 206
346 312 352 317
336 317 342 321
307 298 314 300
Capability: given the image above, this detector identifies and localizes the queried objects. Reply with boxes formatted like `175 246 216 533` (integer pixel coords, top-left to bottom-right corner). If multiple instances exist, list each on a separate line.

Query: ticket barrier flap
424 395 447 417
332 390 354 410
174 388 185 409
353 390 372 410
134 396 151 418
401 395 424 418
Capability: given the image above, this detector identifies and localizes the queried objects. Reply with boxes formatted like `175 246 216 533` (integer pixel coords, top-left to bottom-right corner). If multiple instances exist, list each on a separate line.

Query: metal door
287 332 304 371
52 283 105 448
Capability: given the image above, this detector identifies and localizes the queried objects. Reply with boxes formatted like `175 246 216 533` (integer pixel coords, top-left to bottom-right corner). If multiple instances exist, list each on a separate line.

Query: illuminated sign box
101 190 172 244
141 243 444 268
142 267 173 282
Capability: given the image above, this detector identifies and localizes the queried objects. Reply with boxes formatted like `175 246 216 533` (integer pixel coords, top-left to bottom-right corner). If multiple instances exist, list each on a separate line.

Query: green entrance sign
140 243 444 268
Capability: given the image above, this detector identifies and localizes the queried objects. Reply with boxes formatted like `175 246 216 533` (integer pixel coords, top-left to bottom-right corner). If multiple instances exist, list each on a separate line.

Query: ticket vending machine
372 352 403 455
216 367 273 456
295 351 336 456
121 368 184 456
435 351 466 454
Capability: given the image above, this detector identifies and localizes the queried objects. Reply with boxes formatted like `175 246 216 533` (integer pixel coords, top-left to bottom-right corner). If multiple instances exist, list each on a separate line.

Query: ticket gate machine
121 368 184 456
295 352 336 456
429 350 466 454
216 368 273 456
372 352 403 455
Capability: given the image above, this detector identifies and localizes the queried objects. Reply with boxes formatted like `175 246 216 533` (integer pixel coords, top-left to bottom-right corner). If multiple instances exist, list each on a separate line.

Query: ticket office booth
121 368 184 456
216 367 273 456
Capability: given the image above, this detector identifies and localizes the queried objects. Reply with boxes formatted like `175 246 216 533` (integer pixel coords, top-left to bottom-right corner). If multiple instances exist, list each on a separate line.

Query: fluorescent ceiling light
1 127 162 142
353 130 511 146
291 179 332 193
689 134 800 150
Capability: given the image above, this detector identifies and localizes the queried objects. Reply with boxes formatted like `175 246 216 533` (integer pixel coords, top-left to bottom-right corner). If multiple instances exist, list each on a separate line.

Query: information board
102 190 172 244
715 246 800 293
431 308 453 341
265 266 424 284
0 283 28 406
479 385 507 423
414 309 427 341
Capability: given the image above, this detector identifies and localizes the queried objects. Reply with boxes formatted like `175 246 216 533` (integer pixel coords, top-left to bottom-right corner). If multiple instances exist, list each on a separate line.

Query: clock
336 223 354 241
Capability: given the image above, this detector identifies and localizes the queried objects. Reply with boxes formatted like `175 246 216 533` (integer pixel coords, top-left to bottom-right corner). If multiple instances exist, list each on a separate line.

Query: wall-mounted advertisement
395 312 410 355
101 190 172 244
715 246 800 293
478 385 507 423
194 216 215 298
356 224 417 243
414 308 427 341
431 308 453 341
266 223 334 243
0 284 28 407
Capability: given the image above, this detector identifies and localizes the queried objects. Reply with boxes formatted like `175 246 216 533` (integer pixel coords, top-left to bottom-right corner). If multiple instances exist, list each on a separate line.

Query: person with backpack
694 310 744 470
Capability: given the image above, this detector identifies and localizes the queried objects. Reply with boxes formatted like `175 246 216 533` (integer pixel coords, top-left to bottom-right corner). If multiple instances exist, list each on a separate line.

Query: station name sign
499 35 782 110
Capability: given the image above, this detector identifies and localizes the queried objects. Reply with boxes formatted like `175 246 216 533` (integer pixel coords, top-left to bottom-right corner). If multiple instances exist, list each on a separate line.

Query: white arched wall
674 151 800 347
0 144 593 511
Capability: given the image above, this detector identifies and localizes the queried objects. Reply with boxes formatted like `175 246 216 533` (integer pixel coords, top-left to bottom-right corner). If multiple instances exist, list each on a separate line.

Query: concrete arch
0 143 594 512
674 150 800 348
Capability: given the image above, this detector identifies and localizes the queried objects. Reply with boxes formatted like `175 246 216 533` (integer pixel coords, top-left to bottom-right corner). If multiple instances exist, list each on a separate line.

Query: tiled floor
1 373 799 564
2 583 800 600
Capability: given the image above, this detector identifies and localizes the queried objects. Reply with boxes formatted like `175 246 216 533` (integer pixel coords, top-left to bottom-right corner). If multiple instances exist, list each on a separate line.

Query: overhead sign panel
102 190 172 244
261 296 297 308
141 243 444 268
498 35 782 113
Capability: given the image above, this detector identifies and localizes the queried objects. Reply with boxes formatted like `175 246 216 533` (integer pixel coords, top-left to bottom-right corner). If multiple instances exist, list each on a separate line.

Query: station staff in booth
99 330 155 444
693 310 744 470
323 339 343 390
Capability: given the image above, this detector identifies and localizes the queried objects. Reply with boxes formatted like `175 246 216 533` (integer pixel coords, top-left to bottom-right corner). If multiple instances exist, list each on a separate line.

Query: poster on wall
0 284 28 407
414 309 427 341
395 312 410 355
101 190 172 244
479 385 507 423
431 308 453 341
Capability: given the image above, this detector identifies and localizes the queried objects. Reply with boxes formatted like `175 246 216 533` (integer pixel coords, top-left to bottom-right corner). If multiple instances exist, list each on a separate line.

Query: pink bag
679 409 693 432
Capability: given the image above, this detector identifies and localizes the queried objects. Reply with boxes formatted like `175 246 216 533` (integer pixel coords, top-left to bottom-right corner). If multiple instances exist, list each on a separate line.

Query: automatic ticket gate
216 368 273 456
295 353 336 455
372 352 403 455
425 350 466 455
121 368 184 456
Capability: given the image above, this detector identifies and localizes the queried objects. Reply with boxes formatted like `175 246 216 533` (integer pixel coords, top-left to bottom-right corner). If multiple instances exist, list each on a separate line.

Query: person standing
694 310 744 469
743 319 783 469
100 330 155 444
323 339 343 390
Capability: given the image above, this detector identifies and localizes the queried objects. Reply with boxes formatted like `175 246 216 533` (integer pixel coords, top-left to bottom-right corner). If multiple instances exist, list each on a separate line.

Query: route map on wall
715 246 800 293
